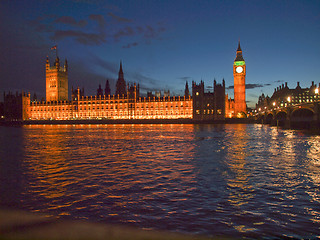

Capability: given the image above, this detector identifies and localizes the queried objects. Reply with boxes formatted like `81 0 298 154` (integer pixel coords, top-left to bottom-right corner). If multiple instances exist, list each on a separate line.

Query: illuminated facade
256 81 320 110
26 88 192 120
4 43 249 121
23 60 193 120
233 41 246 117
46 56 68 101
225 94 235 118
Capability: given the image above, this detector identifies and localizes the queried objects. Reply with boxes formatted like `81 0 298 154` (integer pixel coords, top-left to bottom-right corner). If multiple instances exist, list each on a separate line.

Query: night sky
1 0 319 107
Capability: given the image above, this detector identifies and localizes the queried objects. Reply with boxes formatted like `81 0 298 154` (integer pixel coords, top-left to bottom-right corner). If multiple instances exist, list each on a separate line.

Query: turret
115 61 126 97
105 79 111 96
46 56 50 70
64 59 68 72
185 81 189 97
55 57 60 69
119 61 123 80
46 55 68 102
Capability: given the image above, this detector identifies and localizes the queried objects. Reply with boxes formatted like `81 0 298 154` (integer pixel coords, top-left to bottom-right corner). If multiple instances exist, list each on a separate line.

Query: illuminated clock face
236 66 243 73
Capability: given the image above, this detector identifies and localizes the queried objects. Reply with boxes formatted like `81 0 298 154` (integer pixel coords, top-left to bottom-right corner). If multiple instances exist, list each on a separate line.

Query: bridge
255 101 320 130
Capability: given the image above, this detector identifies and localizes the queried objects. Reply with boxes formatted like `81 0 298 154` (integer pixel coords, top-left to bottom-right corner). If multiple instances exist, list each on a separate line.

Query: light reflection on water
0 124 320 238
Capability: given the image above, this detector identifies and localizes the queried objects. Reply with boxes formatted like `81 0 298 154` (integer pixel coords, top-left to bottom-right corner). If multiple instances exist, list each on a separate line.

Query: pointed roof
119 60 123 74
235 41 245 62
237 40 242 52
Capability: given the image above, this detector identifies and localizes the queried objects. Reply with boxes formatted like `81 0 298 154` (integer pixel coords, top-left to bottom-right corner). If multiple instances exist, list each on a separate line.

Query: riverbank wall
0 118 255 126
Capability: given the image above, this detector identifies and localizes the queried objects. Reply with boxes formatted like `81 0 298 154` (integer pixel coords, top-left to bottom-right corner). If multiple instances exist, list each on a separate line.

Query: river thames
0 124 319 238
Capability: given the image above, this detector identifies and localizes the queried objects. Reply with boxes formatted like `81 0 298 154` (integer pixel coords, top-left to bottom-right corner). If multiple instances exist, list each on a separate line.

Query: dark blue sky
1 0 319 107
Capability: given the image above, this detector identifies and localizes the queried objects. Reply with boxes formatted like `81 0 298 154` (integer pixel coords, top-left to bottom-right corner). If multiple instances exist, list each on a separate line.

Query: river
0 124 319 238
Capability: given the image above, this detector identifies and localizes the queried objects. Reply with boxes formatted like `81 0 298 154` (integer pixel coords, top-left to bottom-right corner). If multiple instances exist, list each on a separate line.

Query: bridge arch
256 114 264 123
291 107 314 118
275 111 287 127
290 107 314 129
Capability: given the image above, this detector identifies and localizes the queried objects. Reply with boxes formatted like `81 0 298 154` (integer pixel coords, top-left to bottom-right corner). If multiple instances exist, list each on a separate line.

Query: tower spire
237 40 242 52
119 60 123 74
233 41 246 117
235 41 244 62
115 60 126 96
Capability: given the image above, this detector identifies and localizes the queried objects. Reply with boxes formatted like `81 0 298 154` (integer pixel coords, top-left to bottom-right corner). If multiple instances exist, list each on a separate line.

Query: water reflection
0 124 319 238
21 124 198 221
224 125 256 234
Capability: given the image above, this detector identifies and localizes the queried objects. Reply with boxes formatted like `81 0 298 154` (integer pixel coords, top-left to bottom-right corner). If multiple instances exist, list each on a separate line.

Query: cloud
31 14 107 45
90 55 118 74
274 80 284 83
227 83 271 90
115 24 166 48
122 42 138 48
34 23 55 33
87 57 162 93
129 72 158 86
31 12 165 47
248 93 259 98
108 12 132 23
52 30 106 45
246 83 270 89
69 60 116 95
114 26 135 40
136 82 156 93
178 76 192 81
144 25 165 39
89 14 106 28
55 16 87 27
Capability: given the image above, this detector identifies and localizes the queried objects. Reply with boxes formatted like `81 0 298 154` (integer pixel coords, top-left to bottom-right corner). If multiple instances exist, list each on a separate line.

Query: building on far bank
2 91 30 121
2 43 248 121
21 60 193 120
192 79 226 120
46 56 68 102
233 41 246 117
256 81 320 111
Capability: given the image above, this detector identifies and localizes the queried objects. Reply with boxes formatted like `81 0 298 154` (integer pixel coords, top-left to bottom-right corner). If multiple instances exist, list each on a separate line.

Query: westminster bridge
256 101 320 130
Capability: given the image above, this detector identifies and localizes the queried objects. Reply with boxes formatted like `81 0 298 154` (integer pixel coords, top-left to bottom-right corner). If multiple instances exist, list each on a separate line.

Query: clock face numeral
236 66 243 73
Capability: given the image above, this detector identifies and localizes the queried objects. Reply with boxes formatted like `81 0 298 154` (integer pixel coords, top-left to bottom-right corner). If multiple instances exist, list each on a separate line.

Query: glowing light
272 102 276 106
315 88 319 94
234 61 245 66
287 96 291 102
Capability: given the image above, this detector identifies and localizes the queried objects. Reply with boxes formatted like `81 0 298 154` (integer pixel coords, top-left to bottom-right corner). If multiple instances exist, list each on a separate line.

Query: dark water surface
0 124 320 238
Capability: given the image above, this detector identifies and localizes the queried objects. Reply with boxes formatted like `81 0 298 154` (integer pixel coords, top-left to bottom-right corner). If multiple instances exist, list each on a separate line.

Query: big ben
233 41 246 117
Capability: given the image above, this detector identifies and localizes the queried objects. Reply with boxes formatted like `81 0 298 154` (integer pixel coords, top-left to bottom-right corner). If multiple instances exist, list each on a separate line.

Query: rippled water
0 124 320 238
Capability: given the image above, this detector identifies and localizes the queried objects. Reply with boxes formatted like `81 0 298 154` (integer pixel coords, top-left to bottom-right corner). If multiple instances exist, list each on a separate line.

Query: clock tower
233 41 246 117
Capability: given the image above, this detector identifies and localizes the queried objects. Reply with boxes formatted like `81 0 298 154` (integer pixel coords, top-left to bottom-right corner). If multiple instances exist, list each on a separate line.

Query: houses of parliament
2 43 247 121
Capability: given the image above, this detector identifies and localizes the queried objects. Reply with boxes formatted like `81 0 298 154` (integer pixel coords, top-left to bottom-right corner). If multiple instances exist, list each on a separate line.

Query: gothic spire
235 41 244 62
185 81 189 97
119 61 123 74
237 40 242 52
115 61 126 96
